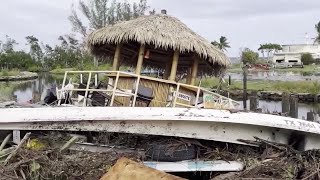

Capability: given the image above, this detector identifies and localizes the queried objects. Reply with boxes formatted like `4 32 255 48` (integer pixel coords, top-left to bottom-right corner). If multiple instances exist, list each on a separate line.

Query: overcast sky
0 0 320 56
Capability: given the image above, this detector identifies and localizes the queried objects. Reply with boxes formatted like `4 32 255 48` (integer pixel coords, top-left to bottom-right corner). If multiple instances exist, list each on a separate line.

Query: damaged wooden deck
1 107 320 151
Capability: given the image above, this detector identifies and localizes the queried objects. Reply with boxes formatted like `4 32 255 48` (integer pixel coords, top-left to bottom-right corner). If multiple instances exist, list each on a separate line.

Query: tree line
1 0 319 71
0 0 151 72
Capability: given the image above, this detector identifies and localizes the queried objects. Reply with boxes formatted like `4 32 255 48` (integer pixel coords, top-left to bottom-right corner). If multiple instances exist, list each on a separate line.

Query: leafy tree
211 36 231 52
26 36 43 63
241 48 259 64
301 53 314 65
258 43 282 61
1 35 18 53
0 51 33 70
69 0 150 38
315 21 320 44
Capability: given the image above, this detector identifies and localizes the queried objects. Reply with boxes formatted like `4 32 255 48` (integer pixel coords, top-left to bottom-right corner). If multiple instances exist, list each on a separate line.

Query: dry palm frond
87 14 230 76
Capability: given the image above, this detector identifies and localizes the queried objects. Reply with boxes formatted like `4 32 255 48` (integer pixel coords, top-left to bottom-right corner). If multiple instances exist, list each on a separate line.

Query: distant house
273 44 320 63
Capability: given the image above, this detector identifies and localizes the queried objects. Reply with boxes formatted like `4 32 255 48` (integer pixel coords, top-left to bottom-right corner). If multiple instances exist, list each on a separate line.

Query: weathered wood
186 68 192 84
0 133 12 151
136 44 145 75
163 61 171 80
289 96 298 118
4 132 31 165
169 50 179 81
190 56 199 85
307 112 315 122
60 136 79 152
243 67 248 110
249 96 258 111
282 92 290 114
112 44 122 71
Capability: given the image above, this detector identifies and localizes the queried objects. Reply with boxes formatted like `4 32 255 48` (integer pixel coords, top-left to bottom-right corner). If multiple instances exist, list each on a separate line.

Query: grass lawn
200 77 320 94
228 65 320 74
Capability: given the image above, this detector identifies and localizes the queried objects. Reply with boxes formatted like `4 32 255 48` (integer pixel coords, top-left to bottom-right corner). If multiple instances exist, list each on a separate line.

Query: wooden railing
57 70 240 109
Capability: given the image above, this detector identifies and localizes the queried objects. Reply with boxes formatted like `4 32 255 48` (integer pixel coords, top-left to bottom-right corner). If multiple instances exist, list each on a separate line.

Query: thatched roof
87 14 231 76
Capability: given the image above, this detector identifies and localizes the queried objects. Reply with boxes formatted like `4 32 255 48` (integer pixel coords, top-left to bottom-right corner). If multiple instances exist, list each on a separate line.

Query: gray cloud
0 0 320 56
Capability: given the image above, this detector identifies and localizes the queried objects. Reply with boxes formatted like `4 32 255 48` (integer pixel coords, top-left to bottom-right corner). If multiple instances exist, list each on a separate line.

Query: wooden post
163 61 171 80
83 72 92 106
242 66 248 110
169 50 179 81
190 56 199 85
250 91 258 111
289 96 298 118
112 44 122 71
228 75 231 86
282 92 290 114
186 68 192 84
307 111 315 121
136 44 145 75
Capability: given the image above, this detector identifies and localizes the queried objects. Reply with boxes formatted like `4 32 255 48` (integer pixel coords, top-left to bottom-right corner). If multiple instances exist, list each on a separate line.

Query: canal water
1 73 319 120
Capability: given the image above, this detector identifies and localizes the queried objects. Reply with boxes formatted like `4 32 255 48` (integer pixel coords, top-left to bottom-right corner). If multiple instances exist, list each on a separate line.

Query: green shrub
301 53 315 65
241 48 259 64
27 65 42 72
1 70 9 77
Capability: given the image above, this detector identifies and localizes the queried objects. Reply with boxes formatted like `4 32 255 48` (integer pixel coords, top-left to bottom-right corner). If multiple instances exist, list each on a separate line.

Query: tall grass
199 76 320 94
0 69 20 77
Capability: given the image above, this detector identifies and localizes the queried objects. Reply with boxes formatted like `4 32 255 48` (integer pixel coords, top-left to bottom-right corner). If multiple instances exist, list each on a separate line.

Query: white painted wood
143 160 244 172
12 130 20 144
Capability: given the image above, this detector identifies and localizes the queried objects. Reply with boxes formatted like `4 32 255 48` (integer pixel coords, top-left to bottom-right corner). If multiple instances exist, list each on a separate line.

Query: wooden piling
289 96 298 118
243 66 248 110
112 44 122 71
190 56 199 85
282 92 290 114
250 91 258 111
136 44 145 75
169 50 180 81
186 68 192 85
307 111 315 121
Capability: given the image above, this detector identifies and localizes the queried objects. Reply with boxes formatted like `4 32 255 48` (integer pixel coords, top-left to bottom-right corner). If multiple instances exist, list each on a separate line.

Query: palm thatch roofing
87 14 231 76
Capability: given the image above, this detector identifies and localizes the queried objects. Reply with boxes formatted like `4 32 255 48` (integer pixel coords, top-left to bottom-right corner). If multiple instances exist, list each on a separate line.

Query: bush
241 48 259 64
0 69 20 77
27 65 43 72
301 53 315 65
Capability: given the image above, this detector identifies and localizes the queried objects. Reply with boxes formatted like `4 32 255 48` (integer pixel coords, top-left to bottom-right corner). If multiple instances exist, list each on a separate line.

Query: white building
273 44 320 63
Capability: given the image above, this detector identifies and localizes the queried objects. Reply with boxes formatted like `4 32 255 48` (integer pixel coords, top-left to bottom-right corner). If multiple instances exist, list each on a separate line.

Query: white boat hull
1 107 320 150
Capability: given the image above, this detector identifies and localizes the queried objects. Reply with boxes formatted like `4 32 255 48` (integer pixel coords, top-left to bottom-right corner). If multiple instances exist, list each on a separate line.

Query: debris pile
1 132 320 179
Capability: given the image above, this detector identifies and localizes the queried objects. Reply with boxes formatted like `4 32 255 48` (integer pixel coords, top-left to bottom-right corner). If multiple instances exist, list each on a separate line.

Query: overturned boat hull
1 107 320 151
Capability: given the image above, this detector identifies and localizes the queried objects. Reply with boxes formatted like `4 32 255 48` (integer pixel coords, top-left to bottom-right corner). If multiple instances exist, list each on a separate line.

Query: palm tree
211 36 231 52
315 21 320 44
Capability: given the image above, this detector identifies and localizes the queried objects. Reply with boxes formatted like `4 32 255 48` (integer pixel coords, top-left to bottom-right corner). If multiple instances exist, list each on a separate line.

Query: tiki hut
87 11 230 85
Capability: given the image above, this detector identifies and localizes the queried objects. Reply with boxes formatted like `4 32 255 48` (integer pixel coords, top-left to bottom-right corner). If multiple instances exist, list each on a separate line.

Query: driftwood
60 136 79 152
0 133 12 151
4 132 31 165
